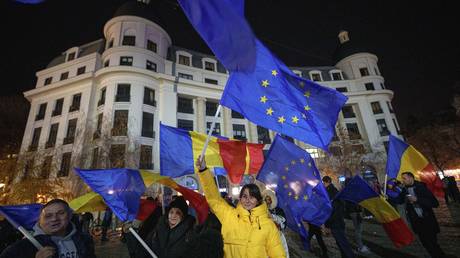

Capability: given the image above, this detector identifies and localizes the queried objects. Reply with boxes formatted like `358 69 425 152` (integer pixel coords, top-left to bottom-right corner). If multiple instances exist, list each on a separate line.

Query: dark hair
42 199 72 214
239 184 263 205
322 176 332 183
344 177 352 186
401 172 415 178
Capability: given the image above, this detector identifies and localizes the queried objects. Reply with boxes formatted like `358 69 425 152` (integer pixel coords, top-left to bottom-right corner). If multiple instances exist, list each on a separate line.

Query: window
44 77 53 86
341 105 355 118
257 126 271 144
376 119 390 136
112 110 129 136
94 113 103 139
58 152 72 177
69 93 81 112
177 97 193 114
371 101 383 114
40 156 52 179
140 145 153 169
206 122 221 135
387 102 394 113
52 98 63 116
147 40 157 52
393 119 400 134
67 52 76 61
204 61 215 71
374 67 380 76
178 73 193 80
110 144 126 168
359 67 370 77
146 60 157 72
77 66 86 75
233 124 246 140
64 119 77 144
116 84 131 102
205 102 219 116
232 110 244 119
107 39 114 49
98 88 106 106
142 112 154 138
91 148 99 168
380 83 386 89
46 123 59 148
120 56 133 66
178 119 193 131
329 146 342 156
104 60 110 67
331 72 343 80
336 87 348 93
310 73 322 81
205 78 218 85
36 103 47 121
60 72 69 81
122 35 136 46
346 123 361 140
178 55 191 66
29 127 41 151
144 88 156 106
306 148 322 159
24 158 35 179
365 82 375 91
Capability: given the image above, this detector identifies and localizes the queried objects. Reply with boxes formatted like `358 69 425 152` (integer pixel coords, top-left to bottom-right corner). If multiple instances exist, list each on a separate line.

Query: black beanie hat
169 196 188 216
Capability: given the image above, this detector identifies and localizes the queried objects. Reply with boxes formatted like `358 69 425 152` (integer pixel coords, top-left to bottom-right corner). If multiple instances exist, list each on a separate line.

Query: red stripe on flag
419 164 444 198
217 140 247 184
136 199 157 221
382 218 414 248
247 143 264 175
173 184 210 224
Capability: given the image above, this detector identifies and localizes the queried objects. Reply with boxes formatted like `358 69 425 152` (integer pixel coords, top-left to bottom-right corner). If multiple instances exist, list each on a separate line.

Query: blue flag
0 204 43 230
257 135 332 226
177 0 347 151
15 0 45 4
75 168 146 222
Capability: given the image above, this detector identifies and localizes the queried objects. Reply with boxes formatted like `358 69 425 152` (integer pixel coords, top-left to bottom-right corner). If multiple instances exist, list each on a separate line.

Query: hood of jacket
262 189 278 210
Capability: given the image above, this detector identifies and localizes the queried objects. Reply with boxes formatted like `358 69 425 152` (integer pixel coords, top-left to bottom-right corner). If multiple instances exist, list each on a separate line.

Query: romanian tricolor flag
386 135 443 197
160 123 264 183
336 175 414 248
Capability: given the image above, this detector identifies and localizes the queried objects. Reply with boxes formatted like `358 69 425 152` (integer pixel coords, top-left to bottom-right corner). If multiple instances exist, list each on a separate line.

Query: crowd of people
0 155 458 258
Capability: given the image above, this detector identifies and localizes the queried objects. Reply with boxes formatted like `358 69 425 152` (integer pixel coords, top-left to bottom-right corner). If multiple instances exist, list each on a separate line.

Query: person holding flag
1 199 95 258
196 155 286 258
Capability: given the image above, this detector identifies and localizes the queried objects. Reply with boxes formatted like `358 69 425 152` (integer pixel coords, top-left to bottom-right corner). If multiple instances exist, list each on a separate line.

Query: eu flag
0 204 43 230
177 0 347 151
257 135 332 246
75 168 146 222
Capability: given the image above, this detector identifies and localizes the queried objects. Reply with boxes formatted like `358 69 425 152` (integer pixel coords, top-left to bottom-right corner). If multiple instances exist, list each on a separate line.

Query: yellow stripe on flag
190 131 224 170
397 145 430 181
359 196 401 223
69 192 106 213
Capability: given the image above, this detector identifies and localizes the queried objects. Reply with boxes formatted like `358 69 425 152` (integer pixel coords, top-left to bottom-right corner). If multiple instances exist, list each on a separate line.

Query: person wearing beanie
143 196 196 258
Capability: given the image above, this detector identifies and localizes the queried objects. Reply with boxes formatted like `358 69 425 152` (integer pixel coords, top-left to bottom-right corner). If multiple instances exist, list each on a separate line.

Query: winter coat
324 184 346 229
149 214 195 258
188 223 224 258
0 223 95 258
198 169 286 258
398 181 440 235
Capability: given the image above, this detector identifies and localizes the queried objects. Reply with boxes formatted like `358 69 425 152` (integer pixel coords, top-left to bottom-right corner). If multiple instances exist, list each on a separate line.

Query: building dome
113 0 163 25
333 30 372 63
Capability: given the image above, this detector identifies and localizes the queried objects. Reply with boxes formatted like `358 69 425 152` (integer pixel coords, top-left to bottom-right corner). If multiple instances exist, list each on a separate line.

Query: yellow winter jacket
198 168 286 258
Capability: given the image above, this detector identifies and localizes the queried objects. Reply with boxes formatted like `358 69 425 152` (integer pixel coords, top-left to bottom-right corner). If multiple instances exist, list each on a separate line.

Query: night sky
1 0 459 129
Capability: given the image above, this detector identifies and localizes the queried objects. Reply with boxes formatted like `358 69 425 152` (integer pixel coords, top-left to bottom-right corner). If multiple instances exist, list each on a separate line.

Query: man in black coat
399 172 445 258
0 199 95 258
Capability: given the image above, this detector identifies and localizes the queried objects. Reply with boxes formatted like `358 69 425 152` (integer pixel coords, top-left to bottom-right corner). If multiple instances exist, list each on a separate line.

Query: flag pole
129 227 158 258
383 174 388 196
161 185 165 215
199 105 222 161
17 226 43 250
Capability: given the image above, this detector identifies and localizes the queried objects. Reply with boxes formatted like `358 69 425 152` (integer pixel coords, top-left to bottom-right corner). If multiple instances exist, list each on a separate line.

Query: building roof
333 31 372 63
113 0 164 26
46 39 105 68
167 45 228 74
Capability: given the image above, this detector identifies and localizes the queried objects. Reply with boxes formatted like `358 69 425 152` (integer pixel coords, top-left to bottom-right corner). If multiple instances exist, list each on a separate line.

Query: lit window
204 61 215 71
342 105 355 118
120 56 133 66
122 35 136 46
371 102 383 114
178 73 193 80
147 40 157 52
178 55 191 66
359 67 370 77
331 72 343 80
310 73 322 81
365 82 375 91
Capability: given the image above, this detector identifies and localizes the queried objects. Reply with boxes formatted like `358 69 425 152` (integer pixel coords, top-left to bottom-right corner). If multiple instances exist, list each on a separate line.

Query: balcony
63 137 74 145
52 110 62 117
45 141 55 149
115 95 130 102
69 105 80 112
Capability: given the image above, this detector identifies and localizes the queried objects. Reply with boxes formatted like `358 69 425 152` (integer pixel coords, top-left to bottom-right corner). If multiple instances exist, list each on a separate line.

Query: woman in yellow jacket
196 156 286 258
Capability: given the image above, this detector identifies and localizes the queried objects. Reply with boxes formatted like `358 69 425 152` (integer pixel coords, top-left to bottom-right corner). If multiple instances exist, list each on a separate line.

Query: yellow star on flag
284 184 288 189
300 158 305 164
304 105 311 111
292 116 299 124
291 160 296 165
271 70 278 76
260 96 267 103
308 162 312 167
304 195 309 200
294 195 299 200
266 107 274 116
288 192 292 196
285 166 289 171
304 91 311 97
281 176 286 180
261 80 269 87
278 116 286 124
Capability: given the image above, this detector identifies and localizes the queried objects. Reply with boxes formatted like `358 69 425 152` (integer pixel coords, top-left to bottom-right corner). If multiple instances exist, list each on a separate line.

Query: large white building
17 1 401 191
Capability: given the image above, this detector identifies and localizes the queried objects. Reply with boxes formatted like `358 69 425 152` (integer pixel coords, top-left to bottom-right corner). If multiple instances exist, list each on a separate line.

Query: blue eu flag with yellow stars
177 0 347 151
257 135 332 247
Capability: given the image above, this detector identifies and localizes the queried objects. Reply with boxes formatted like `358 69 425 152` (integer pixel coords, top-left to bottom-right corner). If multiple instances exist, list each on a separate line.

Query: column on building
248 122 258 143
221 106 232 138
195 97 206 133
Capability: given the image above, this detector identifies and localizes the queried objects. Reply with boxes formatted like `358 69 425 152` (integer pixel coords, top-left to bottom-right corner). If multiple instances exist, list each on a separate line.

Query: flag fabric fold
160 123 264 183
177 0 347 151
0 204 43 230
336 175 414 248
257 135 332 248
386 135 443 197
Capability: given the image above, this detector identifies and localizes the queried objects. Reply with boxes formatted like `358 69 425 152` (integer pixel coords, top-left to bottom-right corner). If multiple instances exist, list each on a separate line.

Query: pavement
95 201 460 258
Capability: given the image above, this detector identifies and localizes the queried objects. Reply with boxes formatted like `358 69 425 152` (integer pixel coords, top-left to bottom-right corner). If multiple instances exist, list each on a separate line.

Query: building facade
17 1 402 191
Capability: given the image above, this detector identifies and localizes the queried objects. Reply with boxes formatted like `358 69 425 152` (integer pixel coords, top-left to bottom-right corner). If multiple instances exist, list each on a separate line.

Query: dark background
1 0 459 129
